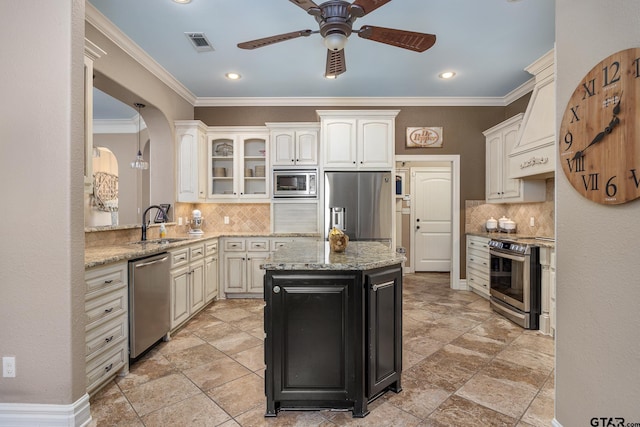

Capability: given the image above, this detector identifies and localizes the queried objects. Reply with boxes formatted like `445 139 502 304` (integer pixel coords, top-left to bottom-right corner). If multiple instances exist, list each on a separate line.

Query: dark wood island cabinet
262 241 405 418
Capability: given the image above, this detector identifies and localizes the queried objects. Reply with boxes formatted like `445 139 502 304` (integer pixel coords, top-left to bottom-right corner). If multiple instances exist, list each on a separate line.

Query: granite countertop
262 241 406 271
85 232 321 269
466 232 556 249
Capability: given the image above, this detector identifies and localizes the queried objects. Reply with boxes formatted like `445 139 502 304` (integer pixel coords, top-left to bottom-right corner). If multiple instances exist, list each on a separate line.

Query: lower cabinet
539 247 556 337
222 238 270 297
466 235 491 297
84 261 129 395
169 242 207 330
264 264 402 418
205 240 219 303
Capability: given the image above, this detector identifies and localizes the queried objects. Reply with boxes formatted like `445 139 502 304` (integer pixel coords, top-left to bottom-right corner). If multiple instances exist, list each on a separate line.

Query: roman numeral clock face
559 47 640 204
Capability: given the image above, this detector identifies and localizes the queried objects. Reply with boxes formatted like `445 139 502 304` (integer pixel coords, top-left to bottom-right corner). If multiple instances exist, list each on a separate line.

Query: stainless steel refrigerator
324 171 392 242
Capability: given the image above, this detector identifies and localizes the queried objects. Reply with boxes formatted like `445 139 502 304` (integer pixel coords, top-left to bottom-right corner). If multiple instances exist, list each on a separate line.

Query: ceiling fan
237 0 436 78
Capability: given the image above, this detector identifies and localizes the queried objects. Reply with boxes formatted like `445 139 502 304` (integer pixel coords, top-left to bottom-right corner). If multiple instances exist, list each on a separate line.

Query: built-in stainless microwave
272 169 317 198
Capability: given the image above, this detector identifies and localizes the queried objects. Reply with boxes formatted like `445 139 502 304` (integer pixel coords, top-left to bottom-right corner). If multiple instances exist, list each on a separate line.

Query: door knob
416 226 420 230
273 286 281 294
416 218 420 222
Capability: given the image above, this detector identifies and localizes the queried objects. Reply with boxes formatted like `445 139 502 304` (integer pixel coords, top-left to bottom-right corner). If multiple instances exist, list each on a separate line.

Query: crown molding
85 2 197 105
93 116 147 134
194 96 515 107
504 77 536 105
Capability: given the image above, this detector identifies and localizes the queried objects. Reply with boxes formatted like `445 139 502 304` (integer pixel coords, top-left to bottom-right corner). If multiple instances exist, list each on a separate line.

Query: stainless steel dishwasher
128 252 171 359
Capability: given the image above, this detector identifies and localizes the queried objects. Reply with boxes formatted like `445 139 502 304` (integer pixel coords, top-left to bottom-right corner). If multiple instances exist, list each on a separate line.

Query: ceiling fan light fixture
439 71 456 79
225 72 241 80
323 32 348 51
173 0 191 4
324 73 337 79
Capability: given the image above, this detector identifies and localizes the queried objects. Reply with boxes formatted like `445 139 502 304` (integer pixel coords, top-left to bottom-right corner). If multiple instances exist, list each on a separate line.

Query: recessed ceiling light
225 72 241 80
173 0 191 4
438 71 456 79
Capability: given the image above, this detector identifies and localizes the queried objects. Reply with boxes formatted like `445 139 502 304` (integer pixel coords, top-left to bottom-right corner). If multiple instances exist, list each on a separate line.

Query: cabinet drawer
467 271 489 290
224 240 245 251
205 240 218 255
85 314 127 360
85 288 127 330
271 239 292 251
467 260 490 277
247 239 269 252
170 248 190 268
86 344 127 393
85 263 126 298
467 253 489 269
467 246 489 261
189 243 205 260
467 237 490 250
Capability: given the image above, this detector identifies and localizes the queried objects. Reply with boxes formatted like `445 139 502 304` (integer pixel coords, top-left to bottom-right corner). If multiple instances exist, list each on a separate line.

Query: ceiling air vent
185 32 214 52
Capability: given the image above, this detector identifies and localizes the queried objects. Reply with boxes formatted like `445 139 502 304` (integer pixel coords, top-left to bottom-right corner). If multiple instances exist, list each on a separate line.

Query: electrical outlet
3 357 16 378
178 217 183 226
224 216 230 225
529 217 535 227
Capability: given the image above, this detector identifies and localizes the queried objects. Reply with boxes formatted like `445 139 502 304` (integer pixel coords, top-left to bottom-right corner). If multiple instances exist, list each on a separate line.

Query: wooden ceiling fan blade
350 0 392 17
358 25 436 52
325 49 347 77
237 30 314 49
288 0 320 12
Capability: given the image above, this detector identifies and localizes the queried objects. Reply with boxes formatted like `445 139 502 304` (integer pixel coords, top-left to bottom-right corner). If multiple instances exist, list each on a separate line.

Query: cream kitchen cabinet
222 237 269 297
204 240 219 303
539 246 556 337
484 114 545 203
318 110 399 170
208 127 269 201
175 120 207 202
466 235 491 297
267 123 319 167
84 261 128 395
169 243 206 330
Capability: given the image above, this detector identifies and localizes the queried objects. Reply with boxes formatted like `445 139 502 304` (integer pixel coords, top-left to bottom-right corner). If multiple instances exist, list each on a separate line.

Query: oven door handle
490 249 526 262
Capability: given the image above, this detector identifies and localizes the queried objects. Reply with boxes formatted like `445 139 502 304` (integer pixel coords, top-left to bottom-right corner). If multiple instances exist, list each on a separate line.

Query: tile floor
89 273 555 426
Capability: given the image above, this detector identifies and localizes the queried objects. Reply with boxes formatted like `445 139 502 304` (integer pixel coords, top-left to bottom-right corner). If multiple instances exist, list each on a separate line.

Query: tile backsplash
465 178 555 237
175 202 270 234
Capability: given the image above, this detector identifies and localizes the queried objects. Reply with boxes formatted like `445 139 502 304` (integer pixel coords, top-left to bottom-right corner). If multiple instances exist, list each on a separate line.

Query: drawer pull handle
104 363 113 373
104 279 113 284
105 336 114 343
372 280 394 291
470 257 474 262
104 307 114 314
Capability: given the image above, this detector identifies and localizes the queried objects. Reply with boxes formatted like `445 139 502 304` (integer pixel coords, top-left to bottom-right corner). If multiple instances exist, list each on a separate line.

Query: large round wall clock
559 47 640 205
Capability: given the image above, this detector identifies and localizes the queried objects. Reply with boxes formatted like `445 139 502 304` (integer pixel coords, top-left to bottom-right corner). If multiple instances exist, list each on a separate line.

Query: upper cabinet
318 110 399 170
267 123 319 167
509 49 555 179
208 127 269 201
175 123 269 202
176 120 207 203
484 114 546 203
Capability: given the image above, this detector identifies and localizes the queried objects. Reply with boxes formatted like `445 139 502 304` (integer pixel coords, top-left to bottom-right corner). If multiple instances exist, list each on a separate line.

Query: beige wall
556 2 640 424
0 0 86 404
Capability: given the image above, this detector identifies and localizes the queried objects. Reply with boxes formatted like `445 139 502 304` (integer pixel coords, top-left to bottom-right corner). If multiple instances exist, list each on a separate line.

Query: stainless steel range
488 238 541 329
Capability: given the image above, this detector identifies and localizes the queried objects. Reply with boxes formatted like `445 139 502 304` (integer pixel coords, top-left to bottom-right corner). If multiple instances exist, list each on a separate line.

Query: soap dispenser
159 223 167 239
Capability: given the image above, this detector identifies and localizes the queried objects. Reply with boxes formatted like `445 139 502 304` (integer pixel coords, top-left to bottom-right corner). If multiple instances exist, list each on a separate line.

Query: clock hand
573 95 622 160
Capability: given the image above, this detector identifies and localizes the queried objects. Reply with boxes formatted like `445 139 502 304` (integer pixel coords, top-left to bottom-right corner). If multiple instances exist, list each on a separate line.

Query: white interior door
412 166 452 272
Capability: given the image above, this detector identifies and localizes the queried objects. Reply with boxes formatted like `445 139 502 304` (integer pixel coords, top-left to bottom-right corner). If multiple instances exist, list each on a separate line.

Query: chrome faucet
141 205 168 241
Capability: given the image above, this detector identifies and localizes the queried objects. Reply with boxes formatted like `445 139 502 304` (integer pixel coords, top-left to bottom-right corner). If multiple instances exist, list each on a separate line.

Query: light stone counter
466 232 555 249
85 232 320 269
262 241 406 271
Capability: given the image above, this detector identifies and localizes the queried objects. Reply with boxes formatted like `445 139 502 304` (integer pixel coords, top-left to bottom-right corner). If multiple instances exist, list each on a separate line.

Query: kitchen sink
129 238 189 245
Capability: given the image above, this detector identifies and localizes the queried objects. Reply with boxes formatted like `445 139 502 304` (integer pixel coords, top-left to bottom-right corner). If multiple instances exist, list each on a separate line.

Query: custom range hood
509 49 556 179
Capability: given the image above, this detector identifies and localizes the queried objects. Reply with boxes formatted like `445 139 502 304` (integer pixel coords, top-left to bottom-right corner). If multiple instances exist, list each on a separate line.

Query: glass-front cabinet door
241 134 267 198
208 129 269 200
210 135 237 198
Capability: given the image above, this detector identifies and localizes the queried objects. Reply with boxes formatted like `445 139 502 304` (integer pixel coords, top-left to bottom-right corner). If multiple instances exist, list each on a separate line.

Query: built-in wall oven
488 239 541 329
272 169 317 198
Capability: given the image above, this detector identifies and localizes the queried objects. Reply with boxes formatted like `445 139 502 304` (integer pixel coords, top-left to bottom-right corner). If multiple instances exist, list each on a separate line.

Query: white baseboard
0 393 91 426
455 278 469 291
552 418 563 427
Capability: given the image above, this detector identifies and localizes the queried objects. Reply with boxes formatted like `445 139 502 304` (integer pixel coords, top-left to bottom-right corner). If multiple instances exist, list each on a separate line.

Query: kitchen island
262 241 405 418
